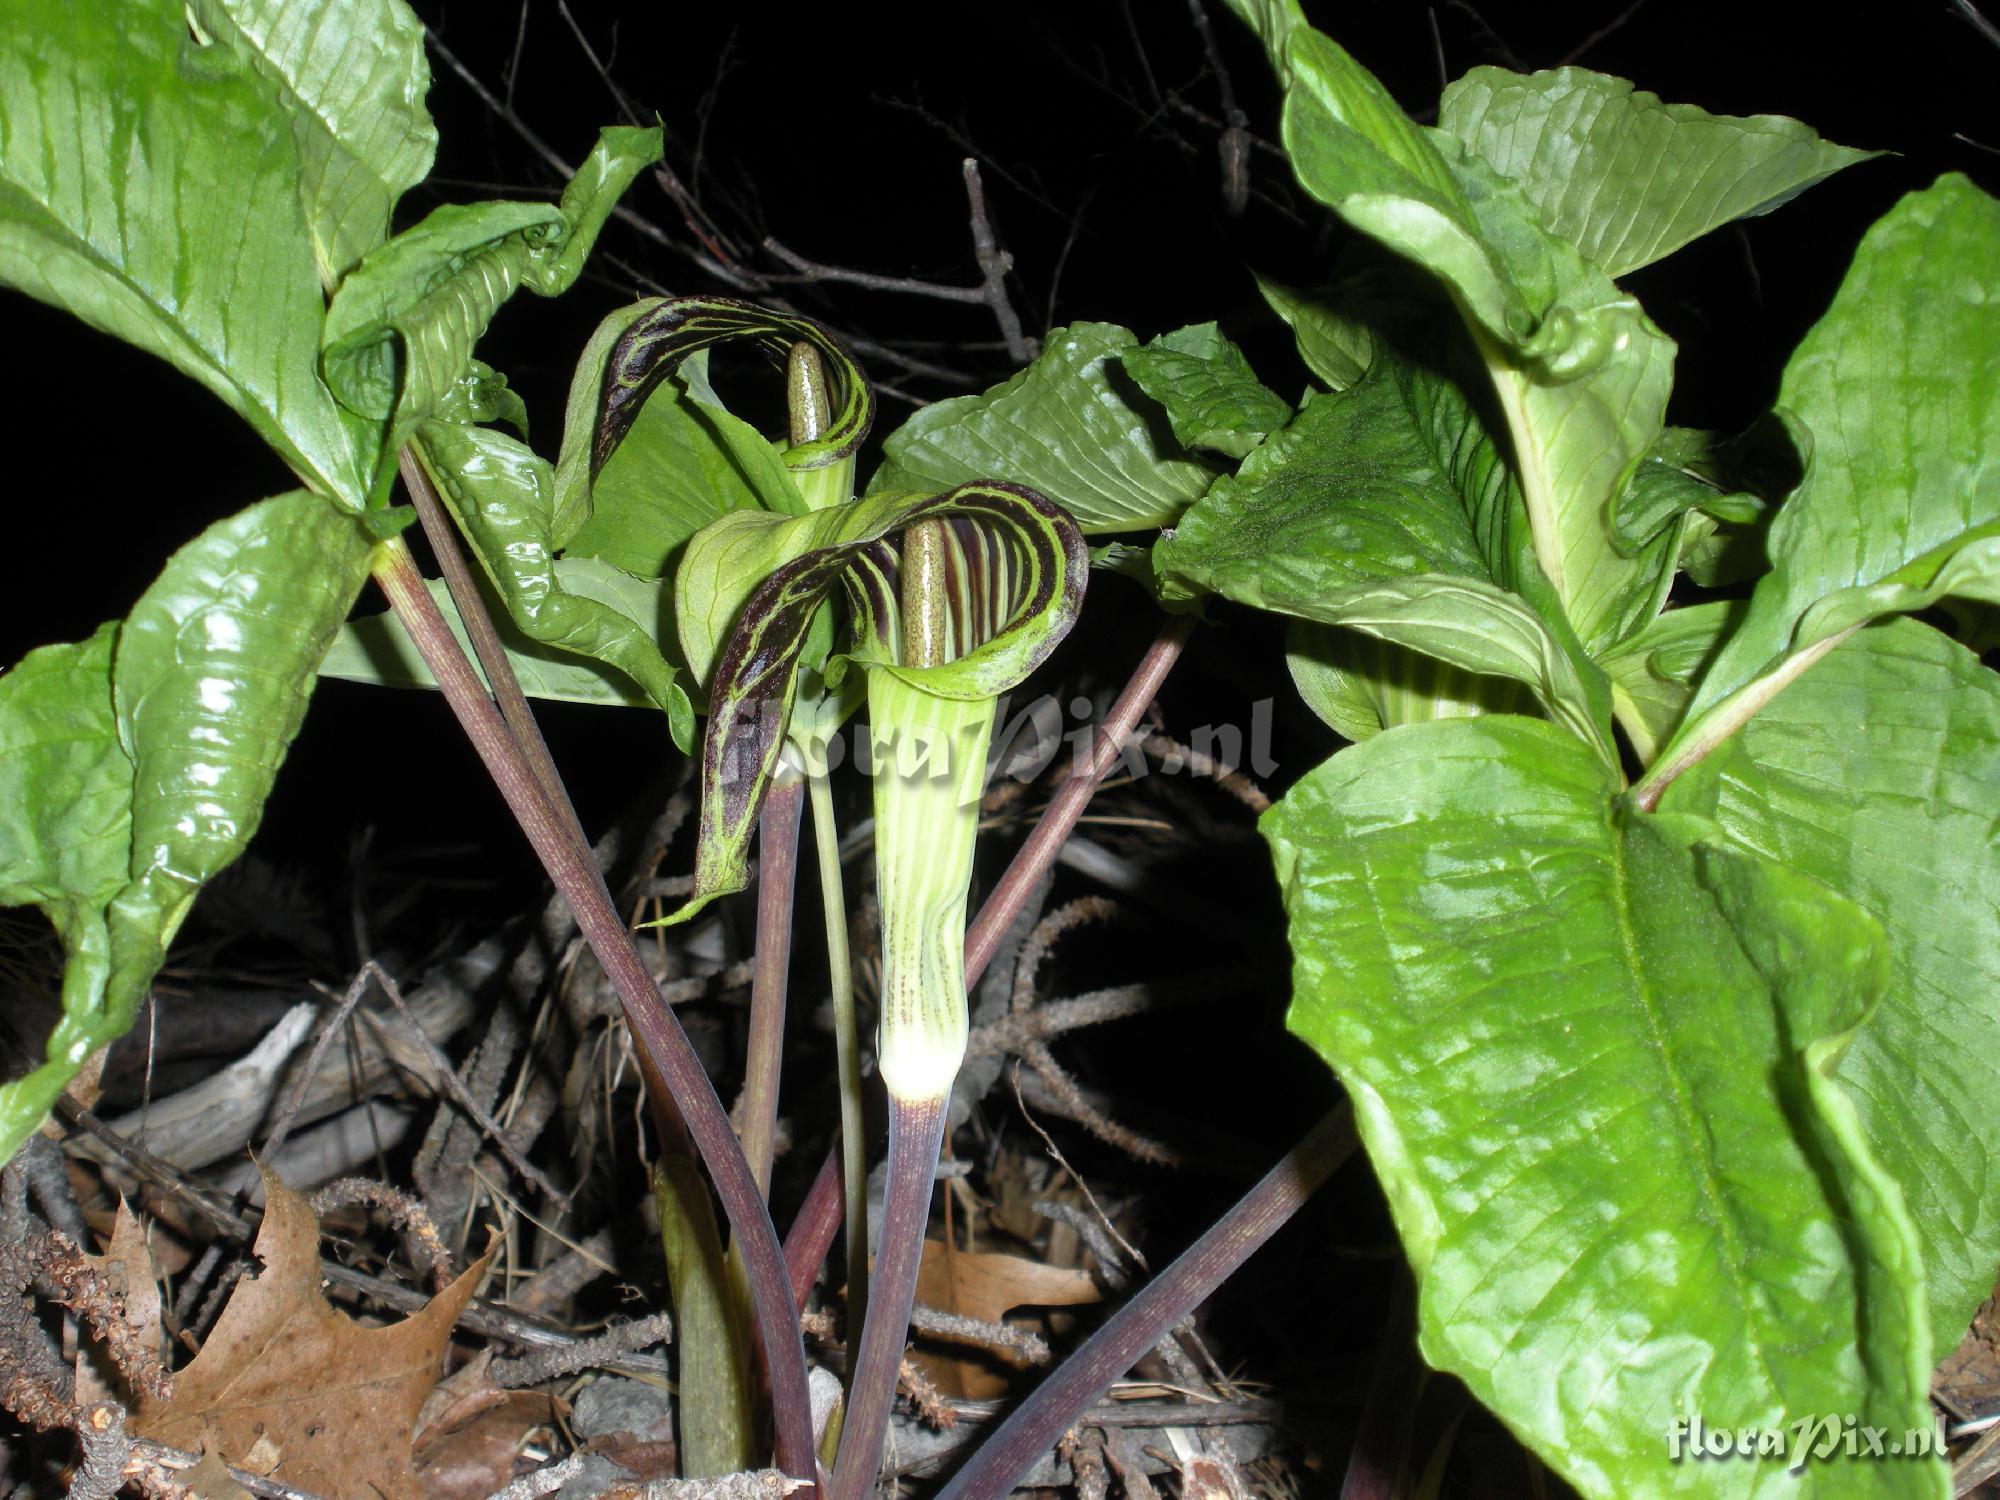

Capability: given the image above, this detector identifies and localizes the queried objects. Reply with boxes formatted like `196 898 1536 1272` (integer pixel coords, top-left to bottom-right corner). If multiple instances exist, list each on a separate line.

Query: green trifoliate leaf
1155 341 1615 759
0 0 366 505
322 126 662 443
188 0 436 287
1122 323 1292 460
319 561 665 709
1648 177 2000 796
1439 66 1877 277
1663 619 2000 1356
663 484 1085 929
1268 716 1941 1500
870 324 1214 534
411 421 693 749
1285 622 1533 744
1257 16 1678 651
112 492 375 943
0 493 372 1164
558 304 804 567
0 627 129 1163
591 295 872 482
1447 145 1676 652
1275 27 1535 350
1253 274 1372 391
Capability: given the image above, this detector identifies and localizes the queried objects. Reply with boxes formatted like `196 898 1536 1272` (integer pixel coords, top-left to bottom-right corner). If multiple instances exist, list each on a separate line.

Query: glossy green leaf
1275 28 1533 349
1155 347 1614 755
1268 716 1941 1500
1122 322 1292 459
1254 274 1372 391
663 483 1085 928
319 562 664 709
189 0 436 287
1258 16 1677 651
1652 177 2000 794
1597 601 1741 764
412 421 693 748
870 324 1214 534
558 302 800 574
322 126 662 439
1448 146 1677 653
0 628 129 1163
1439 67 1876 278
0 0 366 504
112 492 375 957
1285 623 1532 743
0 627 131 926
1612 423 1791 562
1662 619 2000 1355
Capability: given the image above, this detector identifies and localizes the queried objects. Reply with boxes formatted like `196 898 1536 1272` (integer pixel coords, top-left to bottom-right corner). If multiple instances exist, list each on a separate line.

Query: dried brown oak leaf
131 1167 490 1499
912 1239 1098 1398
77 1199 166 1407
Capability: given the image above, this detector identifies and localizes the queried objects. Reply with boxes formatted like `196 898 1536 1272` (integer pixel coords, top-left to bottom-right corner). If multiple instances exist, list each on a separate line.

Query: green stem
1630 626 1856 812
370 538 817 1488
809 767 871 1332
743 764 805 1197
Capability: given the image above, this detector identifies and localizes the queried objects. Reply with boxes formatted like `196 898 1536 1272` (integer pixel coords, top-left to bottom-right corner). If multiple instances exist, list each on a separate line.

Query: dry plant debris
911 1238 1099 1398
130 1167 490 1500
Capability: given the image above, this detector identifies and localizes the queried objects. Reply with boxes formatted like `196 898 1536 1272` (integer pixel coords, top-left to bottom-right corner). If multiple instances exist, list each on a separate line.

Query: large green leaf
1122 322 1292 460
412 421 693 748
111 491 375 965
1261 18 1677 651
870 323 1214 534
1155 345 1614 757
1267 716 1941 1500
1663 619 2000 1355
189 0 436 287
0 628 129 1161
1438 67 1875 278
1285 622 1529 743
1447 146 1677 653
319 563 664 709
1254 274 1372 391
557 303 802 572
321 126 661 444
0 494 373 1164
1651 177 2000 797
0 0 365 504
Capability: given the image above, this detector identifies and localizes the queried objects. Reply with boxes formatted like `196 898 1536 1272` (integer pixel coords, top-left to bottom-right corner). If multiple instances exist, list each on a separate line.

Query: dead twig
490 1310 674 1387
962 158 1038 362
310 1177 452 1287
909 1304 1051 1366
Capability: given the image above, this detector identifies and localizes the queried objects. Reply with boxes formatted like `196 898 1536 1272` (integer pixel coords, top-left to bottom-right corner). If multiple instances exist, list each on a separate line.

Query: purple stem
828 1094 947 1500
934 1102 1358 1500
743 771 806 1197
964 613 1195 979
371 542 818 1488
